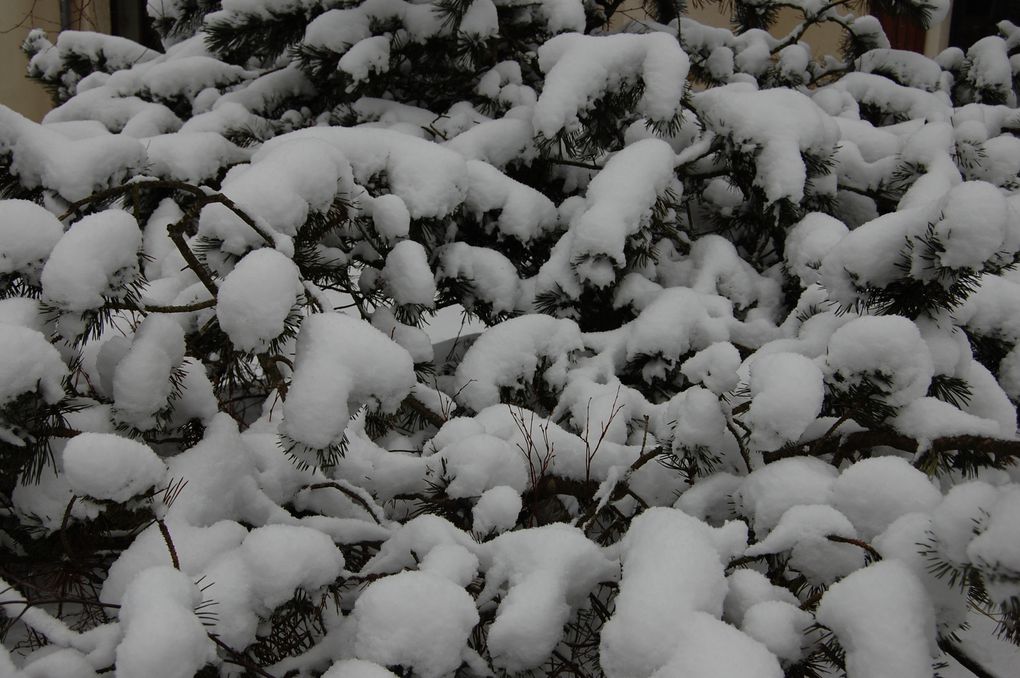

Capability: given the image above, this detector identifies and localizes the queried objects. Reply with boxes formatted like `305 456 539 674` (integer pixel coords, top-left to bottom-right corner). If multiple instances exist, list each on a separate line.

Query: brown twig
59 495 77 561
208 634 279 678
938 637 1003 678
401 394 448 429
305 482 385 525
763 430 1020 467
826 534 882 562
156 519 180 570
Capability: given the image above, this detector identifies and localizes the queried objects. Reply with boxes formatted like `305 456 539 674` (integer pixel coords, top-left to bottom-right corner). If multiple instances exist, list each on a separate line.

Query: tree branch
763 430 1020 467
938 637 1004 678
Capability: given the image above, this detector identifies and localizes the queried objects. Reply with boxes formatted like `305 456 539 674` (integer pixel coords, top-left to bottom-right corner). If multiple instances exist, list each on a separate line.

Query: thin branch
156 519 180 570
763 430 1020 466
938 638 1004 678
168 219 219 298
106 298 216 314
305 482 385 525
60 179 274 246
401 394 448 429
208 634 279 678
545 157 603 172
826 534 882 561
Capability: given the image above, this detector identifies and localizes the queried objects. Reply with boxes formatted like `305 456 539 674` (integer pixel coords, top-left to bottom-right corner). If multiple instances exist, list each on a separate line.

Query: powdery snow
62 433 167 503
115 567 216 678
41 210 141 311
283 313 415 452
217 248 302 352
352 570 479 678
816 560 937 678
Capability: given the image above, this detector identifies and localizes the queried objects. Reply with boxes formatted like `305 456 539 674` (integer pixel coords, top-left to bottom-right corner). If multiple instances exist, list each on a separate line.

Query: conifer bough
2 0 1020 676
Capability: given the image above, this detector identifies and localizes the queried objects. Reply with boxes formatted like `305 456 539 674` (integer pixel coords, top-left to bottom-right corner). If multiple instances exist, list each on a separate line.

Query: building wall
0 0 110 121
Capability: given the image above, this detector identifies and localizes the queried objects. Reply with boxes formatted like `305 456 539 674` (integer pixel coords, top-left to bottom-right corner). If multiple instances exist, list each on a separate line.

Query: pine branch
938 637 1004 678
304 482 386 525
401 394 449 429
763 430 1020 467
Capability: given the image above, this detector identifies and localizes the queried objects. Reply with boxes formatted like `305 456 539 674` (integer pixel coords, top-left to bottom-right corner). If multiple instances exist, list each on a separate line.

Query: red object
872 6 927 52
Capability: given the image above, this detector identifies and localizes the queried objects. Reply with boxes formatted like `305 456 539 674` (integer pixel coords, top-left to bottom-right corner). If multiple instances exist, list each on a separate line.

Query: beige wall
1 0 110 121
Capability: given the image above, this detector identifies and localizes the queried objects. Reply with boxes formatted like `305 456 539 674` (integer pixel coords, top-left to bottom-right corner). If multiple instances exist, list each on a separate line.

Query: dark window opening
948 0 1020 50
111 0 163 51
870 2 927 53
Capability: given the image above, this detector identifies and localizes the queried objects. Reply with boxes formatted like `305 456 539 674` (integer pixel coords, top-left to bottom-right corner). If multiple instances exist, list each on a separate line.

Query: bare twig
305 482 385 525
156 519 180 570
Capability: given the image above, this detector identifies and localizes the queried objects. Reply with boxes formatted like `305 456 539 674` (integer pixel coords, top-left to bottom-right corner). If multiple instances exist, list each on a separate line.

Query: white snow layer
283 313 415 451
817 560 937 678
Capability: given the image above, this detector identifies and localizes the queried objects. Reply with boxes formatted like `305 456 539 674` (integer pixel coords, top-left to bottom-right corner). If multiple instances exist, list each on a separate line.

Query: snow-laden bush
2 0 1020 676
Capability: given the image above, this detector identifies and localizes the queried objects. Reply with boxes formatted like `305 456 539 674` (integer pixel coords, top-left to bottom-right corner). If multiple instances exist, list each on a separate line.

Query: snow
372 309 434 364
112 314 187 429
436 243 522 315
784 212 848 288
433 434 529 498
382 240 436 307
159 414 260 525
361 515 480 576
141 132 250 183
201 137 351 254
534 33 689 138
0 200 64 281
736 457 837 533
419 543 479 587
746 504 865 584
891 397 1001 441
41 210 142 311
668 386 726 452
600 508 744 678
217 247 302 352
625 288 730 368
283 313 416 452
816 560 937 678
239 524 345 609
680 342 741 394
722 569 799 626
454 314 583 410
463 160 558 241
101 519 247 605
198 524 344 649
933 181 1010 270
339 35 391 82
0 107 146 201
482 523 615 672
352 570 479 678
745 352 824 451
831 456 942 540
566 139 678 277
649 611 783 678
106 56 252 101
697 86 839 203
741 600 811 663
260 126 468 219
369 194 410 241
0 324 67 408
822 315 934 409
472 485 523 534
966 486 1020 602
115 567 216 678
7 2 1020 676
323 659 400 678
62 433 167 503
